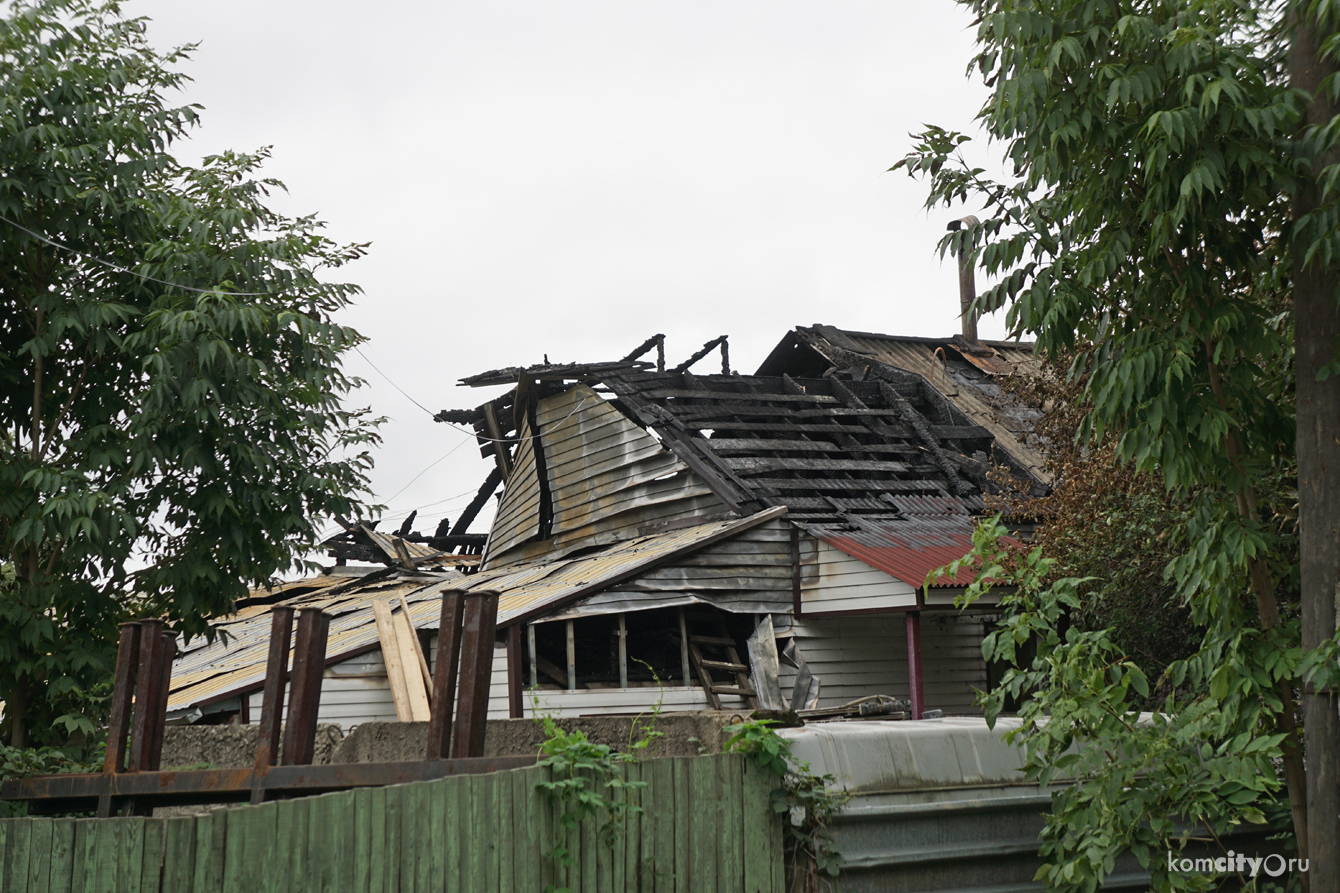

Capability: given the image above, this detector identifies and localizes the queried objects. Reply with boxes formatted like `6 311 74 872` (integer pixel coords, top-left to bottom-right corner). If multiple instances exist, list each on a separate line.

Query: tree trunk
1292 12 1340 891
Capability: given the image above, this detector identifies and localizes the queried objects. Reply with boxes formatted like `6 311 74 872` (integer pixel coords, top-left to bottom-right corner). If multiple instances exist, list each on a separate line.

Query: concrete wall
160 712 740 768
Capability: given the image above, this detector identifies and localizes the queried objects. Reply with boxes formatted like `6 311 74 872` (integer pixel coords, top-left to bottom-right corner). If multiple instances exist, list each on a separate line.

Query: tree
899 0 1340 888
0 0 378 747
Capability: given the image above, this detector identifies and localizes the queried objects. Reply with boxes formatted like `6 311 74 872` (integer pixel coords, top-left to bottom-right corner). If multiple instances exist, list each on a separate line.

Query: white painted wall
798 538 919 614
775 612 995 714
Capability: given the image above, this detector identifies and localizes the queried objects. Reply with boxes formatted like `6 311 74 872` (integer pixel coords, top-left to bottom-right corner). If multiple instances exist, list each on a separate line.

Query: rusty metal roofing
167 509 784 712
800 513 979 589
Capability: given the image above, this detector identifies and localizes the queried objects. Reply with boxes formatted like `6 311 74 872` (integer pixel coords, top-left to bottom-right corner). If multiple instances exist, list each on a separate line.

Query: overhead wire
0 214 276 296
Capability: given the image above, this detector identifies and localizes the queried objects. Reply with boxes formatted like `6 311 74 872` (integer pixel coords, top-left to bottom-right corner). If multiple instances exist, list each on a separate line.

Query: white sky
129 1 1007 544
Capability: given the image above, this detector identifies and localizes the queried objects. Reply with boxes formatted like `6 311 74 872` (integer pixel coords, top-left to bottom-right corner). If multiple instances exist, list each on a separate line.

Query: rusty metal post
254 606 295 774
128 618 165 772
102 623 142 775
281 608 329 766
147 632 176 771
426 590 466 760
451 589 499 759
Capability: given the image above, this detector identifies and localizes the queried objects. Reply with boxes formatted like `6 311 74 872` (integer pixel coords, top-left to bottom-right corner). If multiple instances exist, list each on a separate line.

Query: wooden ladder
683 614 758 710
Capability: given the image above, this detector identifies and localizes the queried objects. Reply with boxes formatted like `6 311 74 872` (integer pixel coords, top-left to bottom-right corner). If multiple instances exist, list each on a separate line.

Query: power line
0 214 275 296
381 439 472 504
354 346 437 417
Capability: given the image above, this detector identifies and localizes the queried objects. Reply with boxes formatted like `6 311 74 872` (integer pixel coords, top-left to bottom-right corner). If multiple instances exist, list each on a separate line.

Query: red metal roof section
801 495 982 588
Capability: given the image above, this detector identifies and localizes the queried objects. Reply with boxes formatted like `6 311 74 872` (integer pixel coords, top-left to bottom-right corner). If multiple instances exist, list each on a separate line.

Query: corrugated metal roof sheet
800 513 980 589
167 509 783 712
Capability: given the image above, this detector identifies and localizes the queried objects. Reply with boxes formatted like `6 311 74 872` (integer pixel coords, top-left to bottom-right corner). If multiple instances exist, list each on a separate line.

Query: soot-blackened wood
427 590 466 760
875 380 973 496
672 336 727 374
102 623 141 775
282 609 330 767
127 619 165 773
254 606 295 777
450 466 502 538
451 590 500 759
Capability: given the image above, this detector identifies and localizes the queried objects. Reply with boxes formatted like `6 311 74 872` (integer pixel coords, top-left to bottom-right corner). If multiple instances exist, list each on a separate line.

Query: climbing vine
725 719 848 884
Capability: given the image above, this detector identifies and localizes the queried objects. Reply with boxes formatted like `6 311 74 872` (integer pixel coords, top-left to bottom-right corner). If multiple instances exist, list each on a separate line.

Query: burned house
164 324 1047 729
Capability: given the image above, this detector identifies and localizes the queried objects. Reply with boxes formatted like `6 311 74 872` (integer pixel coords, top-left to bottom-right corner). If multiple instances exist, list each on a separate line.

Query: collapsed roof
435 326 1046 578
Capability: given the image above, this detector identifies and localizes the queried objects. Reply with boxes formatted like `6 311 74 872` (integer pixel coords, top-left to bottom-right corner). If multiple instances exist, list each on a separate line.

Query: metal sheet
800 514 980 588
167 511 782 714
482 413 542 563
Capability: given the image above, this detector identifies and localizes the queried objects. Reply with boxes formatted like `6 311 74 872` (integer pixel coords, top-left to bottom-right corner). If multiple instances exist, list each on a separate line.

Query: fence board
1 754 779 893
86 817 114 893
160 818 195 893
740 762 776 893
114 818 145 893
51 818 77 893
690 757 720 892
721 756 743 891
406 782 427 893
1 818 29 893
24 817 51 893
138 819 164 893
192 811 226 893
381 782 401 893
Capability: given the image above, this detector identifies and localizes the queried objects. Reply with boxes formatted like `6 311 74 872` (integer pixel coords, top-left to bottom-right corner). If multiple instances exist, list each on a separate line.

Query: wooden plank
463 776 486 892
381 779 401 893
90 817 115 893
396 595 433 699
579 770 597 893
705 438 840 454
46 818 76 893
691 759 720 892
482 774 500 893
367 786 388 893
510 767 537 893
191 810 226 893
747 477 947 492
720 757 743 892
441 776 462 893
1 818 28 893
740 759 771 893
725 456 910 475
137 819 165 893
329 791 357 893
674 760 692 893
161 818 195 893
410 783 429 893
491 772 511 893
28 817 53 893
643 388 839 404
67 818 89 893
372 599 414 722
351 789 371 893
117 818 146 893
279 799 309 893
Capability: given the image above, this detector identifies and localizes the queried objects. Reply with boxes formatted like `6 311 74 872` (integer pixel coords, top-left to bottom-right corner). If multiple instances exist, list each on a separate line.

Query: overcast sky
130 1 1007 544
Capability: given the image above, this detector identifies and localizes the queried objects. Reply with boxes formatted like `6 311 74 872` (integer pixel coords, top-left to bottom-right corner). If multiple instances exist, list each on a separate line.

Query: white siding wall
775 612 994 715
245 648 397 731
798 538 919 614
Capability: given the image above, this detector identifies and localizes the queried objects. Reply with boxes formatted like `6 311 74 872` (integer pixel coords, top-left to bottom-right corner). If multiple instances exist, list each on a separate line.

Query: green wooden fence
0 754 782 893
